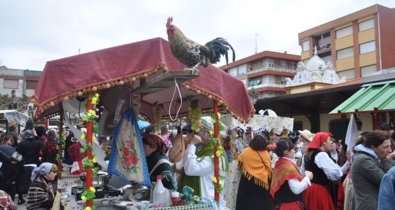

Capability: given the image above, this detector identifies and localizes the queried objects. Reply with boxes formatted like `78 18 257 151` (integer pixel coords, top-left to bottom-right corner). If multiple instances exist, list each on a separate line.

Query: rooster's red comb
166 17 173 27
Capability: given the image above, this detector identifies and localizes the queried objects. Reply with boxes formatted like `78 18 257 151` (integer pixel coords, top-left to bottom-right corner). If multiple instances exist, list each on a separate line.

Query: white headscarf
31 162 53 181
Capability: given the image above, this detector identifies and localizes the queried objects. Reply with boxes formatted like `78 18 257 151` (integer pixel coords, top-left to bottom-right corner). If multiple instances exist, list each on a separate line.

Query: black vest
305 150 331 186
274 181 303 204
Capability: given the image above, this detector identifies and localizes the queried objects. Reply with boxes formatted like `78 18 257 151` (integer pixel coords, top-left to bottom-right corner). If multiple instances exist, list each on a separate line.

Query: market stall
33 37 254 209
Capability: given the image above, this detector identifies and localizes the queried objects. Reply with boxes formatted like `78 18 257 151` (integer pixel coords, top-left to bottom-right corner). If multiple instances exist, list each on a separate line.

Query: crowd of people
138 118 395 210
225 122 395 210
1 116 395 210
0 120 77 209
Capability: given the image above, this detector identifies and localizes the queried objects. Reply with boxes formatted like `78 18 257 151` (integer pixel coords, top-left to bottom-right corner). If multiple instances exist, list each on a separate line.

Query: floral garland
210 112 226 195
153 104 162 132
211 113 224 133
211 136 226 193
188 99 201 132
55 133 64 176
80 92 100 210
212 175 225 193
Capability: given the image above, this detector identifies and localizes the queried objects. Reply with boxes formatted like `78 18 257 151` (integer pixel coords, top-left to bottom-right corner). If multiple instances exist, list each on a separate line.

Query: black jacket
16 138 42 165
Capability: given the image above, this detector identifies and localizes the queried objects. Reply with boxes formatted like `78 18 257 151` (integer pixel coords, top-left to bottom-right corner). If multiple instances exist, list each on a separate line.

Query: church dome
305 54 327 71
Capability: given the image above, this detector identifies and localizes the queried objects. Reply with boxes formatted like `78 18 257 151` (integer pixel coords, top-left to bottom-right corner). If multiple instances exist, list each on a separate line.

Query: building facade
0 65 41 116
264 4 395 136
299 4 395 80
222 51 300 102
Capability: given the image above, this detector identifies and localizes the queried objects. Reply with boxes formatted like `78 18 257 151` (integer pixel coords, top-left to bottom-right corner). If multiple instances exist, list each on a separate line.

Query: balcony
247 83 287 90
317 43 332 54
248 84 287 101
247 66 296 79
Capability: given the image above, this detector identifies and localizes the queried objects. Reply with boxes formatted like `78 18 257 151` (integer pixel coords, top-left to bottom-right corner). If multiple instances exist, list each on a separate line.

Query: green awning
330 81 395 114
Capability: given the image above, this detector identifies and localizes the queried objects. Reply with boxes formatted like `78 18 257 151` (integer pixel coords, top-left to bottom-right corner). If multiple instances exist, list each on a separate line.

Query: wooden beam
132 70 199 94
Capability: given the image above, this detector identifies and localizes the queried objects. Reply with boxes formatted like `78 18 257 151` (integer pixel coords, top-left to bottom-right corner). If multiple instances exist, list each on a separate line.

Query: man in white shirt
178 121 229 210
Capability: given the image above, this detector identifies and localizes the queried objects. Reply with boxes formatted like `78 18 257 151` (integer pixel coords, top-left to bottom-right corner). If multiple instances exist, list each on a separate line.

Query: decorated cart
32 37 254 209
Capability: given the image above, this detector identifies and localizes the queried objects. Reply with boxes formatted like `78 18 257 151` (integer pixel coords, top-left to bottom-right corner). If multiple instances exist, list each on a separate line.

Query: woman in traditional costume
303 132 349 210
236 134 273 210
270 139 312 210
143 134 176 190
26 162 57 210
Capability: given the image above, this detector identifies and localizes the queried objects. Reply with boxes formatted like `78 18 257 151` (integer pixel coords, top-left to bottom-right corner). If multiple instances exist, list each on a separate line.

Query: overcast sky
1 0 394 70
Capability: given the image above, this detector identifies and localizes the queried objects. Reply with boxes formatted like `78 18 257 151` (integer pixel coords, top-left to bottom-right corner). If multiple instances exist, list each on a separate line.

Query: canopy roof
255 81 360 116
33 37 254 122
0 110 29 126
330 80 395 114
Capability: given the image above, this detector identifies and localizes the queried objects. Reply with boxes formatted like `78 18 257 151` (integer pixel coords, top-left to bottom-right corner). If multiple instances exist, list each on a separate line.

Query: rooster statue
166 17 235 70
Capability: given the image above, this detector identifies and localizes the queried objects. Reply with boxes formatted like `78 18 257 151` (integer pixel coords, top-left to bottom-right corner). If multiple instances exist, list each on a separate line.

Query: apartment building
222 51 300 102
299 4 395 80
0 65 41 115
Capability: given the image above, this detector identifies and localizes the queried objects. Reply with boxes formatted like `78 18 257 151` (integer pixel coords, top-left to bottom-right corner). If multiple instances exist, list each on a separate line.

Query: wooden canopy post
213 100 220 202
58 108 64 179
44 118 49 129
85 92 94 208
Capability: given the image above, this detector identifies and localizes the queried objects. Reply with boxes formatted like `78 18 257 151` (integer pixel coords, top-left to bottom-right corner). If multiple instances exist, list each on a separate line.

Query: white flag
345 114 359 152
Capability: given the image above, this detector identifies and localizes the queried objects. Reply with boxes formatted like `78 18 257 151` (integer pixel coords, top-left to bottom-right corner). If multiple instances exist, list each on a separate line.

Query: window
228 68 237 76
360 41 375 54
337 47 354 59
338 69 355 80
317 32 331 49
359 19 374 31
248 78 261 87
262 75 274 84
3 79 19 89
336 26 352 38
280 60 287 69
361 65 377 77
26 80 38 89
238 67 247 75
274 76 283 84
301 40 309 52
262 58 275 69
251 61 262 70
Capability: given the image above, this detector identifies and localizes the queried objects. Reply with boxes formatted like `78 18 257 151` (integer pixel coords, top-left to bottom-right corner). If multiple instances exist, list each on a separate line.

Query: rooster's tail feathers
205 37 235 65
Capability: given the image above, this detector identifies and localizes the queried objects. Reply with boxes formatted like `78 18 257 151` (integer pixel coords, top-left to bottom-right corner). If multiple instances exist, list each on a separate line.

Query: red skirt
337 180 345 210
304 183 335 210
276 201 303 210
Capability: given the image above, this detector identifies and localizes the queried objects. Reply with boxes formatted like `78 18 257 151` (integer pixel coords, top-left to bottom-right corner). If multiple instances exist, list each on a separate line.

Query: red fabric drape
33 37 254 123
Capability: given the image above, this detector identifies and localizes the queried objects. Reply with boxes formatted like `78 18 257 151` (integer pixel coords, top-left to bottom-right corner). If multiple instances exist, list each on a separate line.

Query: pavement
17 204 27 210
14 195 27 210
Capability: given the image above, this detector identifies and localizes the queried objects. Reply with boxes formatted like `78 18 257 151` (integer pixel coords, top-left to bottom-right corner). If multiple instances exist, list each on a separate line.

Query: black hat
182 125 193 134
